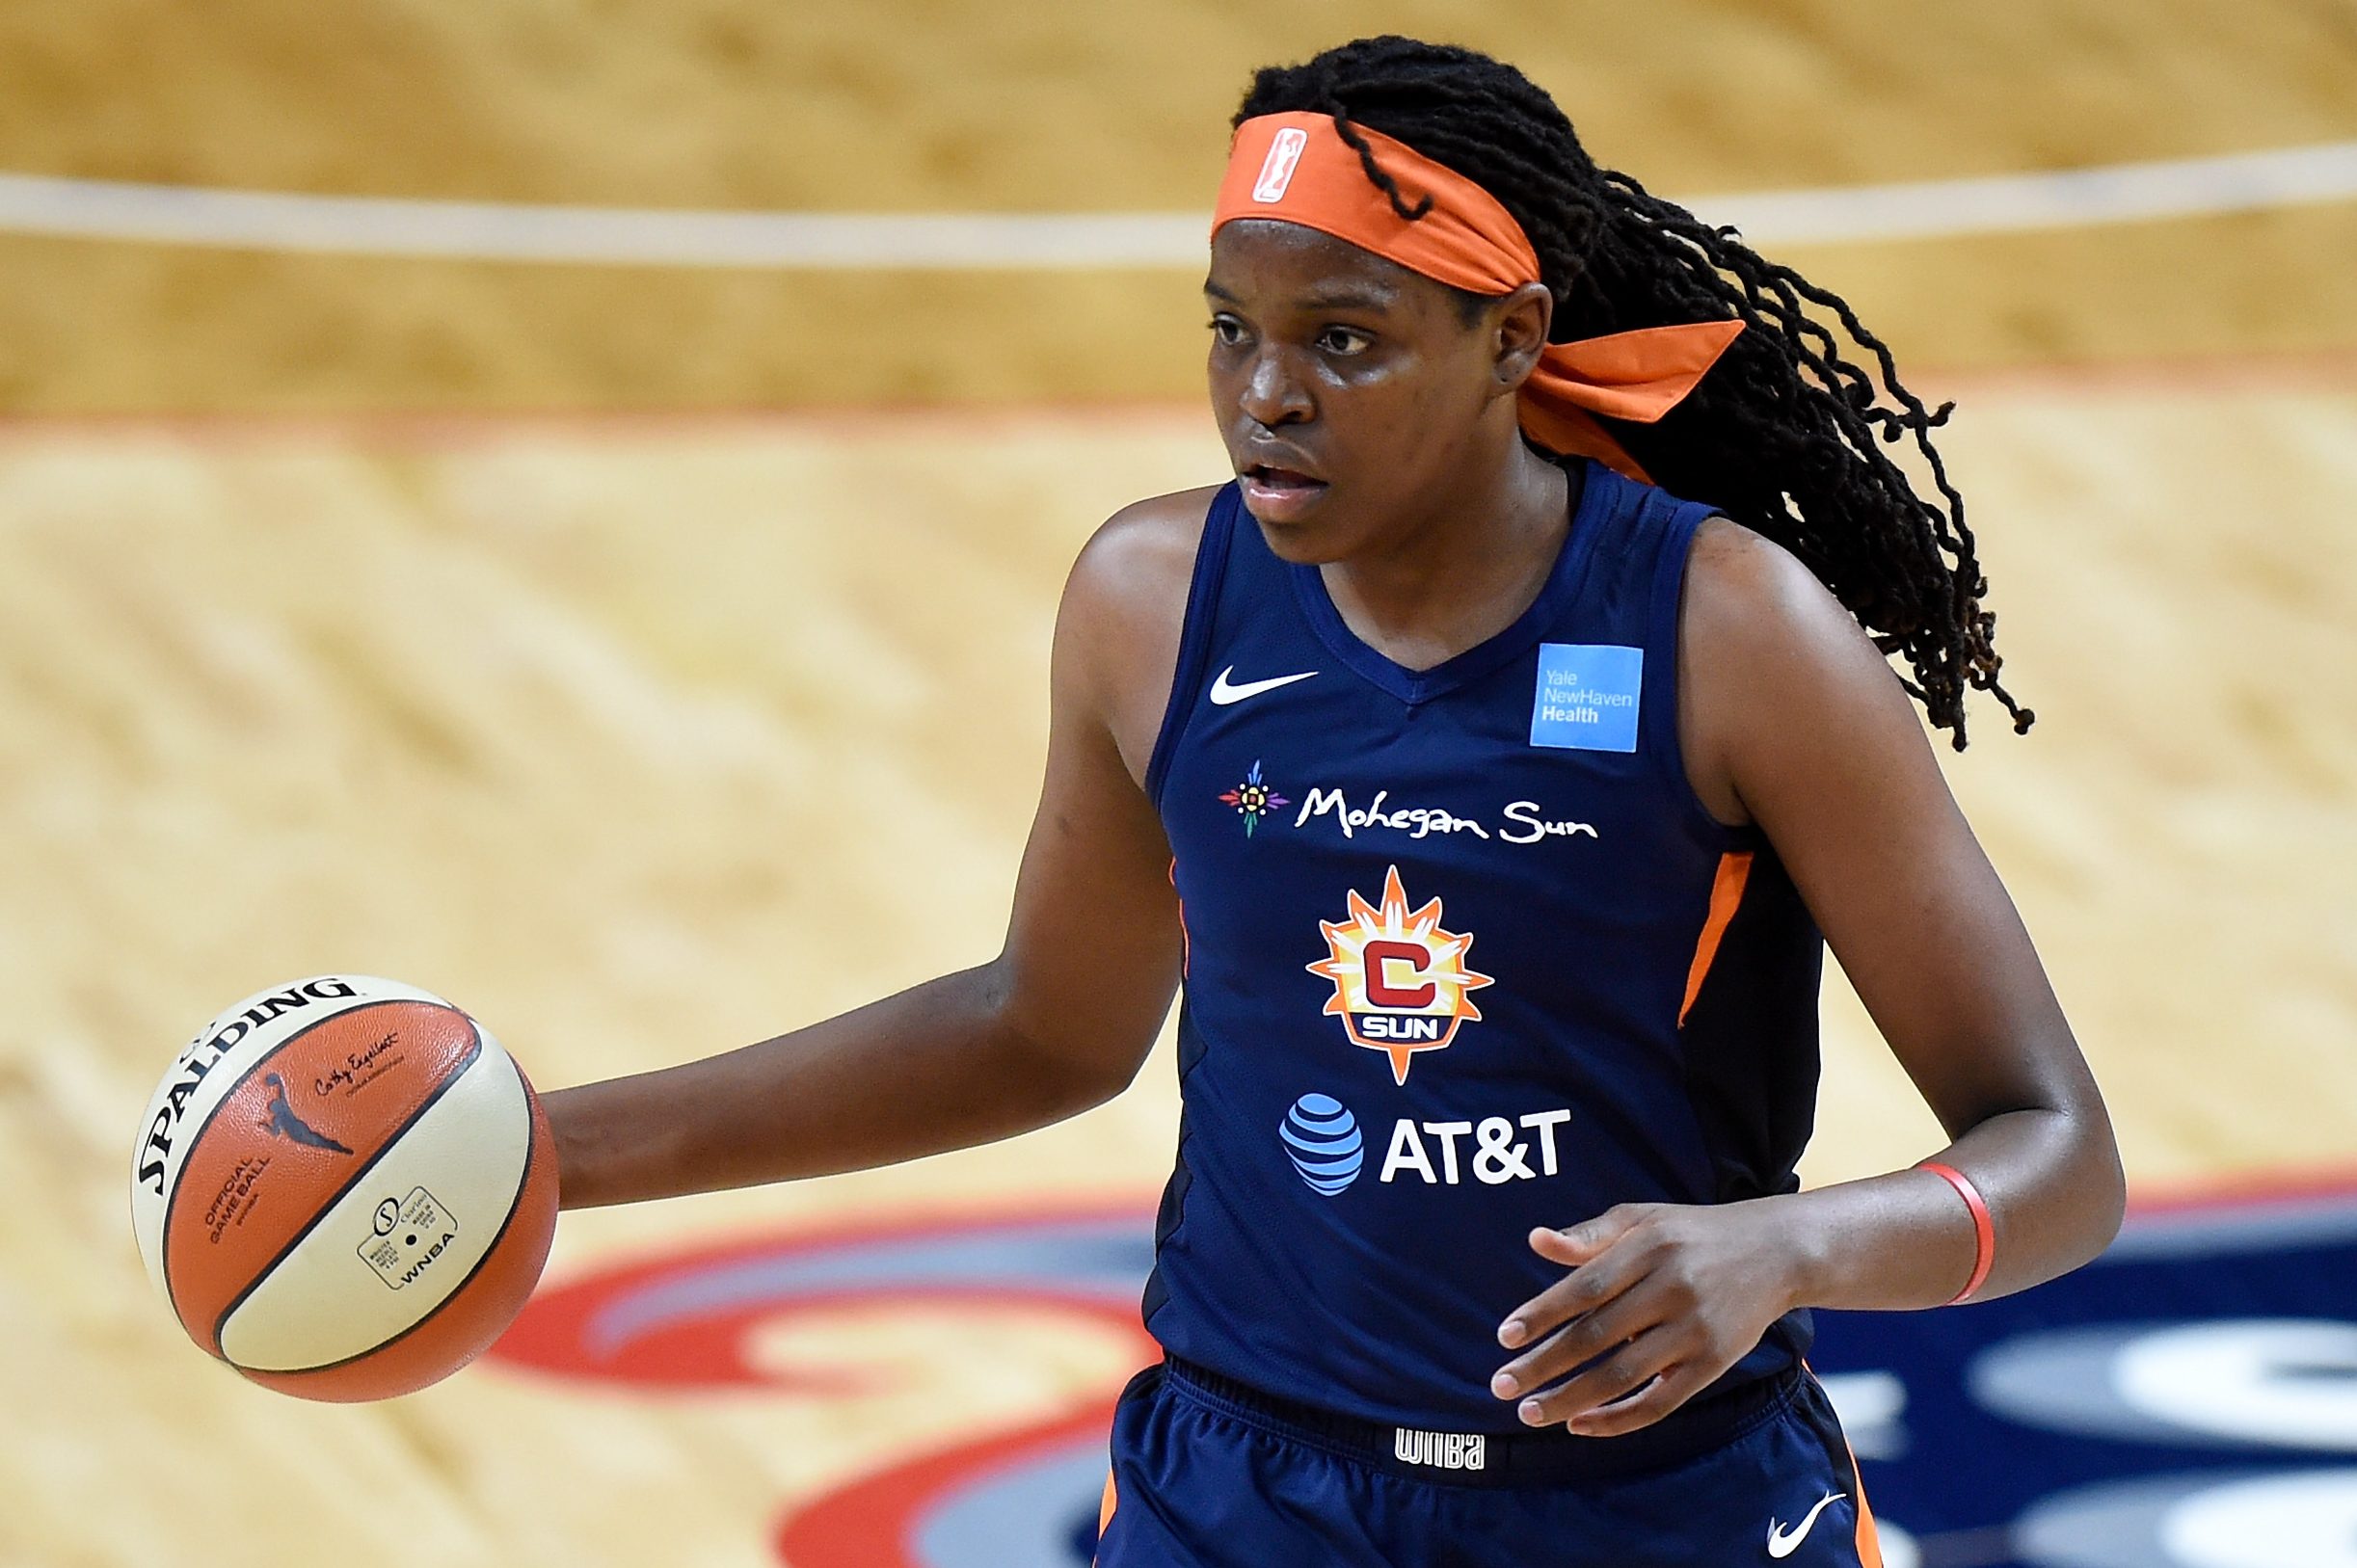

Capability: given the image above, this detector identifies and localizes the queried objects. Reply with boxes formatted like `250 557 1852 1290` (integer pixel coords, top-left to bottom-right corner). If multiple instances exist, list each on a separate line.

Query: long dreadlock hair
1235 37 2030 747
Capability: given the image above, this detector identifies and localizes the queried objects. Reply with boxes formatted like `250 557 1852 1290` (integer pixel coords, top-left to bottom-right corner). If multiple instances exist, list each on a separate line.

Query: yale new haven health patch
1530 643 1642 752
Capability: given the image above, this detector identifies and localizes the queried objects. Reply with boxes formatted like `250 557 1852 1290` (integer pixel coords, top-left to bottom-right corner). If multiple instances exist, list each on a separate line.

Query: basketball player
545 39 2124 1565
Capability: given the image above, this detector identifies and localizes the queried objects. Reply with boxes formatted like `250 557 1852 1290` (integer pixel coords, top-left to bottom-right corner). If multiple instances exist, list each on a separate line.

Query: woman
548 38 2124 1567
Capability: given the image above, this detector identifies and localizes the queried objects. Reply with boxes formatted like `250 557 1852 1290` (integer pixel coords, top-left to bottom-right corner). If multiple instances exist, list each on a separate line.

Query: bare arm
545 493 1209 1208
1493 518 2124 1433
1680 517 2126 1309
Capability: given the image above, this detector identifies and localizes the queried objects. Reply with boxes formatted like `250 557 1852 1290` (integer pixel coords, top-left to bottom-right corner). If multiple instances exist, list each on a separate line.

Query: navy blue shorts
1094 1359 1887 1567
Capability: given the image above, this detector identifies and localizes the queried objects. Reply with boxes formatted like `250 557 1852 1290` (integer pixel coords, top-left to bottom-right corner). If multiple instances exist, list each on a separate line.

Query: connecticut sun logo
1307 865 1493 1083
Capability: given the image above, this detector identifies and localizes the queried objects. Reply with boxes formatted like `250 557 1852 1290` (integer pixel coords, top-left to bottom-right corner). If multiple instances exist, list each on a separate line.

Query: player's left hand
1490 1198 1805 1435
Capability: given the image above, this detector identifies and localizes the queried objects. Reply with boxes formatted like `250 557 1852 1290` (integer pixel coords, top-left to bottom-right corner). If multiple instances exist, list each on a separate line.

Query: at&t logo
1279 1094 1363 1194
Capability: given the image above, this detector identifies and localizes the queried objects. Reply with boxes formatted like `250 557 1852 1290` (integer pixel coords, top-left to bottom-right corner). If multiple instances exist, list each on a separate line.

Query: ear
1489 282 1556 400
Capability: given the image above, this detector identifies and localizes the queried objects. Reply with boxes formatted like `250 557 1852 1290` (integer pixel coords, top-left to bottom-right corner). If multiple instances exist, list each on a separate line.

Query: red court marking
0 344 2352 451
0 400 1217 451
489 1195 1161 1393
774 1403 1124 1568
489 1196 1160 1568
2124 1158 2357 1214
486 1166 2357 1566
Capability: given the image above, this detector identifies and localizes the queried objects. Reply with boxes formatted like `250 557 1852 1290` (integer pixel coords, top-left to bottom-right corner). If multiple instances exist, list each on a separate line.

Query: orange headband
1213 112 1743 483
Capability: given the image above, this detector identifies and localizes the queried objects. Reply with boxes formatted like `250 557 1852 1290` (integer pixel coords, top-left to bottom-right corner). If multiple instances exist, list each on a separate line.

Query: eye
1208 315 1246 348
1316 326 1372 356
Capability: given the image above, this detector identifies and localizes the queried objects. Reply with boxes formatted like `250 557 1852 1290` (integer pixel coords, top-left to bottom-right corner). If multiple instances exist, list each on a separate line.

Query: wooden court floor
2 3 2354 1563
1 376 2353 1566
2 0 2355 412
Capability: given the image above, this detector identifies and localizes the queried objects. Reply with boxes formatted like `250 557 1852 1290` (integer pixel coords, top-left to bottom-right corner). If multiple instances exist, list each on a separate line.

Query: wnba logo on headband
1214 112 1745 484
1251 127 1310 203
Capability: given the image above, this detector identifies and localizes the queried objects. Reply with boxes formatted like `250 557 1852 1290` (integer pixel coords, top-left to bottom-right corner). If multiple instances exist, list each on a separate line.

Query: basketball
127 974 558 1402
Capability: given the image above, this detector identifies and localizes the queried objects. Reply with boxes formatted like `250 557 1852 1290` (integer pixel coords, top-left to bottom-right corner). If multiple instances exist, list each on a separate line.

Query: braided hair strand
1235 36 2031 747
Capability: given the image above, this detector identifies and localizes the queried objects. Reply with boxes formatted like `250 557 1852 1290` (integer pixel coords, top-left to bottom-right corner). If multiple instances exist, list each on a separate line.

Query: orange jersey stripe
1851 1459 1888 1568
1170 857 1192 979
1678 850 1754 1026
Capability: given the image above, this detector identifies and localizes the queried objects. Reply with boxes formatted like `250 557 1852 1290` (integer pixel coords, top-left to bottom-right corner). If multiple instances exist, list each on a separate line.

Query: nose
1236 342 1313 431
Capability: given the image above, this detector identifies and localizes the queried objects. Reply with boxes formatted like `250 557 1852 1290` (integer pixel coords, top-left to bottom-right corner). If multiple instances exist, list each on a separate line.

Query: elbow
1051 1005 1164 1109
2072 1098 2129 1262
978 958 1159 1119
1079 1030 1157 1103
1035 1030 1157 1120
2098 1138 2129 1254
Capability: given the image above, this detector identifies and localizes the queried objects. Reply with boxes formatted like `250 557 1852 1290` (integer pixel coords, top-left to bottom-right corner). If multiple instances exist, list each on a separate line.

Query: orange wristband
1916 1159 1994 1305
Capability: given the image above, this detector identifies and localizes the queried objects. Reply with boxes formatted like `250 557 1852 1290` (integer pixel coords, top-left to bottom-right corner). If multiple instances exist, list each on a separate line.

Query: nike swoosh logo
1209 666 1318 705
1766 1491 1846 1558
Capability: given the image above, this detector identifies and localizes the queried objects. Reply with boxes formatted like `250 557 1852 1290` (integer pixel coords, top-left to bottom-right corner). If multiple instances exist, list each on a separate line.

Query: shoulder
1675 514 1924 824
1683 515 1851 641
1680 513 1895 683
1063 485 1221 620
1056 484 1227 784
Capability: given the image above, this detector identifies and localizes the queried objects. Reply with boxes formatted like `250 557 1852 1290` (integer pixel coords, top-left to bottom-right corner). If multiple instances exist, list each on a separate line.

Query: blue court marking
901 1186 2357 1567
1809 1186 2357 1568
534 1183 2357 1567
912 1441 1111 1568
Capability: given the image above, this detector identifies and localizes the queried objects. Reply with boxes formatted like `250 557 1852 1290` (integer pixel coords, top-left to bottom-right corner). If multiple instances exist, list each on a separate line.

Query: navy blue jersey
1138 456 1826 1429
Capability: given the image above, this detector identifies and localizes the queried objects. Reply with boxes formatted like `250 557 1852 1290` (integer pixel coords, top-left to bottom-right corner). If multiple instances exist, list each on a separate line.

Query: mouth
1239 463 1330 520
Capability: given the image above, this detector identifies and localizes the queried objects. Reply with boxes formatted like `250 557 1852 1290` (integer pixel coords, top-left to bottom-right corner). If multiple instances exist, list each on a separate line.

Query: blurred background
4 4 2354 1566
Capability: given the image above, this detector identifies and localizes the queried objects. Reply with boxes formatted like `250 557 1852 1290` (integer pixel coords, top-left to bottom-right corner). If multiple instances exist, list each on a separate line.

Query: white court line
0 140 2352 268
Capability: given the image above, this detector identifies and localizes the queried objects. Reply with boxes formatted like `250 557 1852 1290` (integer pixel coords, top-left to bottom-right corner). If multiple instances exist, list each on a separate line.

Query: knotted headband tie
1212 111 1743 484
